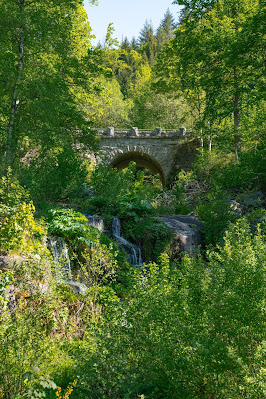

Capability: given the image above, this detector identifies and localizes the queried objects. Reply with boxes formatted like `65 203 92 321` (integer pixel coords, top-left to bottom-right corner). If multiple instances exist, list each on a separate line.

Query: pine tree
121 37 131 50
138 20 157 66
131 37 139 50
156 9 177 52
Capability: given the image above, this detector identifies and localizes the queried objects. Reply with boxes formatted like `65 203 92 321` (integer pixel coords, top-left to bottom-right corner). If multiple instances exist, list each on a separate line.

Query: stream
112 217 143 267
48 236 87 295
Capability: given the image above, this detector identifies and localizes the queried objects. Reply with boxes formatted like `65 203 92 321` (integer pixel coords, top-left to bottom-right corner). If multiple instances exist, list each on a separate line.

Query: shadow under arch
111 151 166 186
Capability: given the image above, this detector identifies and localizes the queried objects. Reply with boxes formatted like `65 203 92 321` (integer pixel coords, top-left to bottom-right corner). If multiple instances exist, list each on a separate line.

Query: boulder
159 215 203 254
242 191 265 209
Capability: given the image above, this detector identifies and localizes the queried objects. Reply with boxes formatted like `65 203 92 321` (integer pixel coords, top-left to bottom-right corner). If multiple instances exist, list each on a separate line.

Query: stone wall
95 127 199 186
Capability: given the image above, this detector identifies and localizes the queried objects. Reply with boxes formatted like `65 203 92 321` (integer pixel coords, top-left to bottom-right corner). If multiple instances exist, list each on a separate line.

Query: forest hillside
0 1 265 398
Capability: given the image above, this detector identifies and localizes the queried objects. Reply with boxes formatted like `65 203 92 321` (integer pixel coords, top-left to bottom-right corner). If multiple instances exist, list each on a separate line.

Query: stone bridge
95 127 199 186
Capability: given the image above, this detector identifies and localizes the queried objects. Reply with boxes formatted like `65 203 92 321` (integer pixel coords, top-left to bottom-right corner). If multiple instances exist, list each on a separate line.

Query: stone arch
110 151 166 186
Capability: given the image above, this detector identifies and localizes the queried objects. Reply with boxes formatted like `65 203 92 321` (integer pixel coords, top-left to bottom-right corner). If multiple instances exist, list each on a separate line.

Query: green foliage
130 87 193 129
0 300 50 398
0 0 96 169
155 0 264 155
20 147 88 202
0 2 264 398
0 170 45 253
196 188 236 246
82 76 132 127
0 270 14 312
123 216 172 262
193 149 235 180
118 197 154 221
171 170 194 214
77 220 265 398
88 162 160 217
48 208 100 254
78 243 118 288
0 168 29 207
213 149 266 191
21 367 58 399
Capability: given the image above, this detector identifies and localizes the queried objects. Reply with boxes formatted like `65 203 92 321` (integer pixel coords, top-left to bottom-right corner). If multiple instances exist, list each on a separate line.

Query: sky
83 0 182 45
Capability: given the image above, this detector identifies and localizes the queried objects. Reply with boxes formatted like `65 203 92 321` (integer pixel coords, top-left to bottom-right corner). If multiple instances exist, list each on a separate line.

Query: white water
112 218 143 267
86 215 105 233
48 236 87 295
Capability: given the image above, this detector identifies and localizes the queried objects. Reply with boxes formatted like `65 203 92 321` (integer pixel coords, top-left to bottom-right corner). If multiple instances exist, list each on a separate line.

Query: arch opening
111 151 166 186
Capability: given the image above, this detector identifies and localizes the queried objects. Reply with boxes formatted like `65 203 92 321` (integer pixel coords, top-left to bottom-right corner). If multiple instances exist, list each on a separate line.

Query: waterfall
48 236 72 280
112 218 142 267
86 215 105 233
47 236 87 295
112 217 121 237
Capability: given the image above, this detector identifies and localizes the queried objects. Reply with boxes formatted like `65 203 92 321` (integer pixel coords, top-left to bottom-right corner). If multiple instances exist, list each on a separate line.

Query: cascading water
86 215 105 233
112 218 142 267
48 237 72 280
47 236 87 295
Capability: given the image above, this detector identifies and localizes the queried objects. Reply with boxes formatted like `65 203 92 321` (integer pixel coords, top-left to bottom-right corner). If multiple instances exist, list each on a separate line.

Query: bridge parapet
95 126 198 185
95 127 193 138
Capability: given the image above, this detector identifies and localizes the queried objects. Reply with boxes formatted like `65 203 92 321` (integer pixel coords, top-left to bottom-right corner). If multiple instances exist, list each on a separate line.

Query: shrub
19 146 87 202
76 220 265 398
89 162 160 207
48 208 100 255
213 149 266 191
0 170 45 253
196 188 237 246
78 243 118 288
122 216 172 262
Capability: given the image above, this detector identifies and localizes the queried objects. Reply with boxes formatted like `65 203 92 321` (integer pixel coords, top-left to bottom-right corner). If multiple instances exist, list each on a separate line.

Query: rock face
0 255 28 270
159 215 203 254
0 255 23 315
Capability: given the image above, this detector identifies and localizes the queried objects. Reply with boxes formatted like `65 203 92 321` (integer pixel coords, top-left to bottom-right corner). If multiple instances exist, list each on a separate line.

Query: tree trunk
200 127 204 156
199 109 204 157
208 135 212 153
6 0 25 168
233 68 241 162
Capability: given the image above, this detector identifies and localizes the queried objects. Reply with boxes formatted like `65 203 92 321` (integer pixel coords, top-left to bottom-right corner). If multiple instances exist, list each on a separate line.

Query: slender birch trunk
200 127 204 152
207 121 212 153
6 0 25 168
208 135 212 152
233 67 241 162
199 107 204 157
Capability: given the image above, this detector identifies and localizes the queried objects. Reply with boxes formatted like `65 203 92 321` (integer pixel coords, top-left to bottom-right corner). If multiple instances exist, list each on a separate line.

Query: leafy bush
213 149 266 191
88 161 160 207
193 147 265 192
77 220 265 398
171 170 195 214
118 197 154 220
196 188 237 246
122 216 172 262
87 196 119 216
48 208 100 254
0 170 45 253
193 149 234 181
78 243 118 287
20 146 87 202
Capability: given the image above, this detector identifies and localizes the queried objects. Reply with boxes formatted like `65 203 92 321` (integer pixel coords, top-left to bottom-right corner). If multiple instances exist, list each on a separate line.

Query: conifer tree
131 37 139 50
156 9 177 52
138 20 157 66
